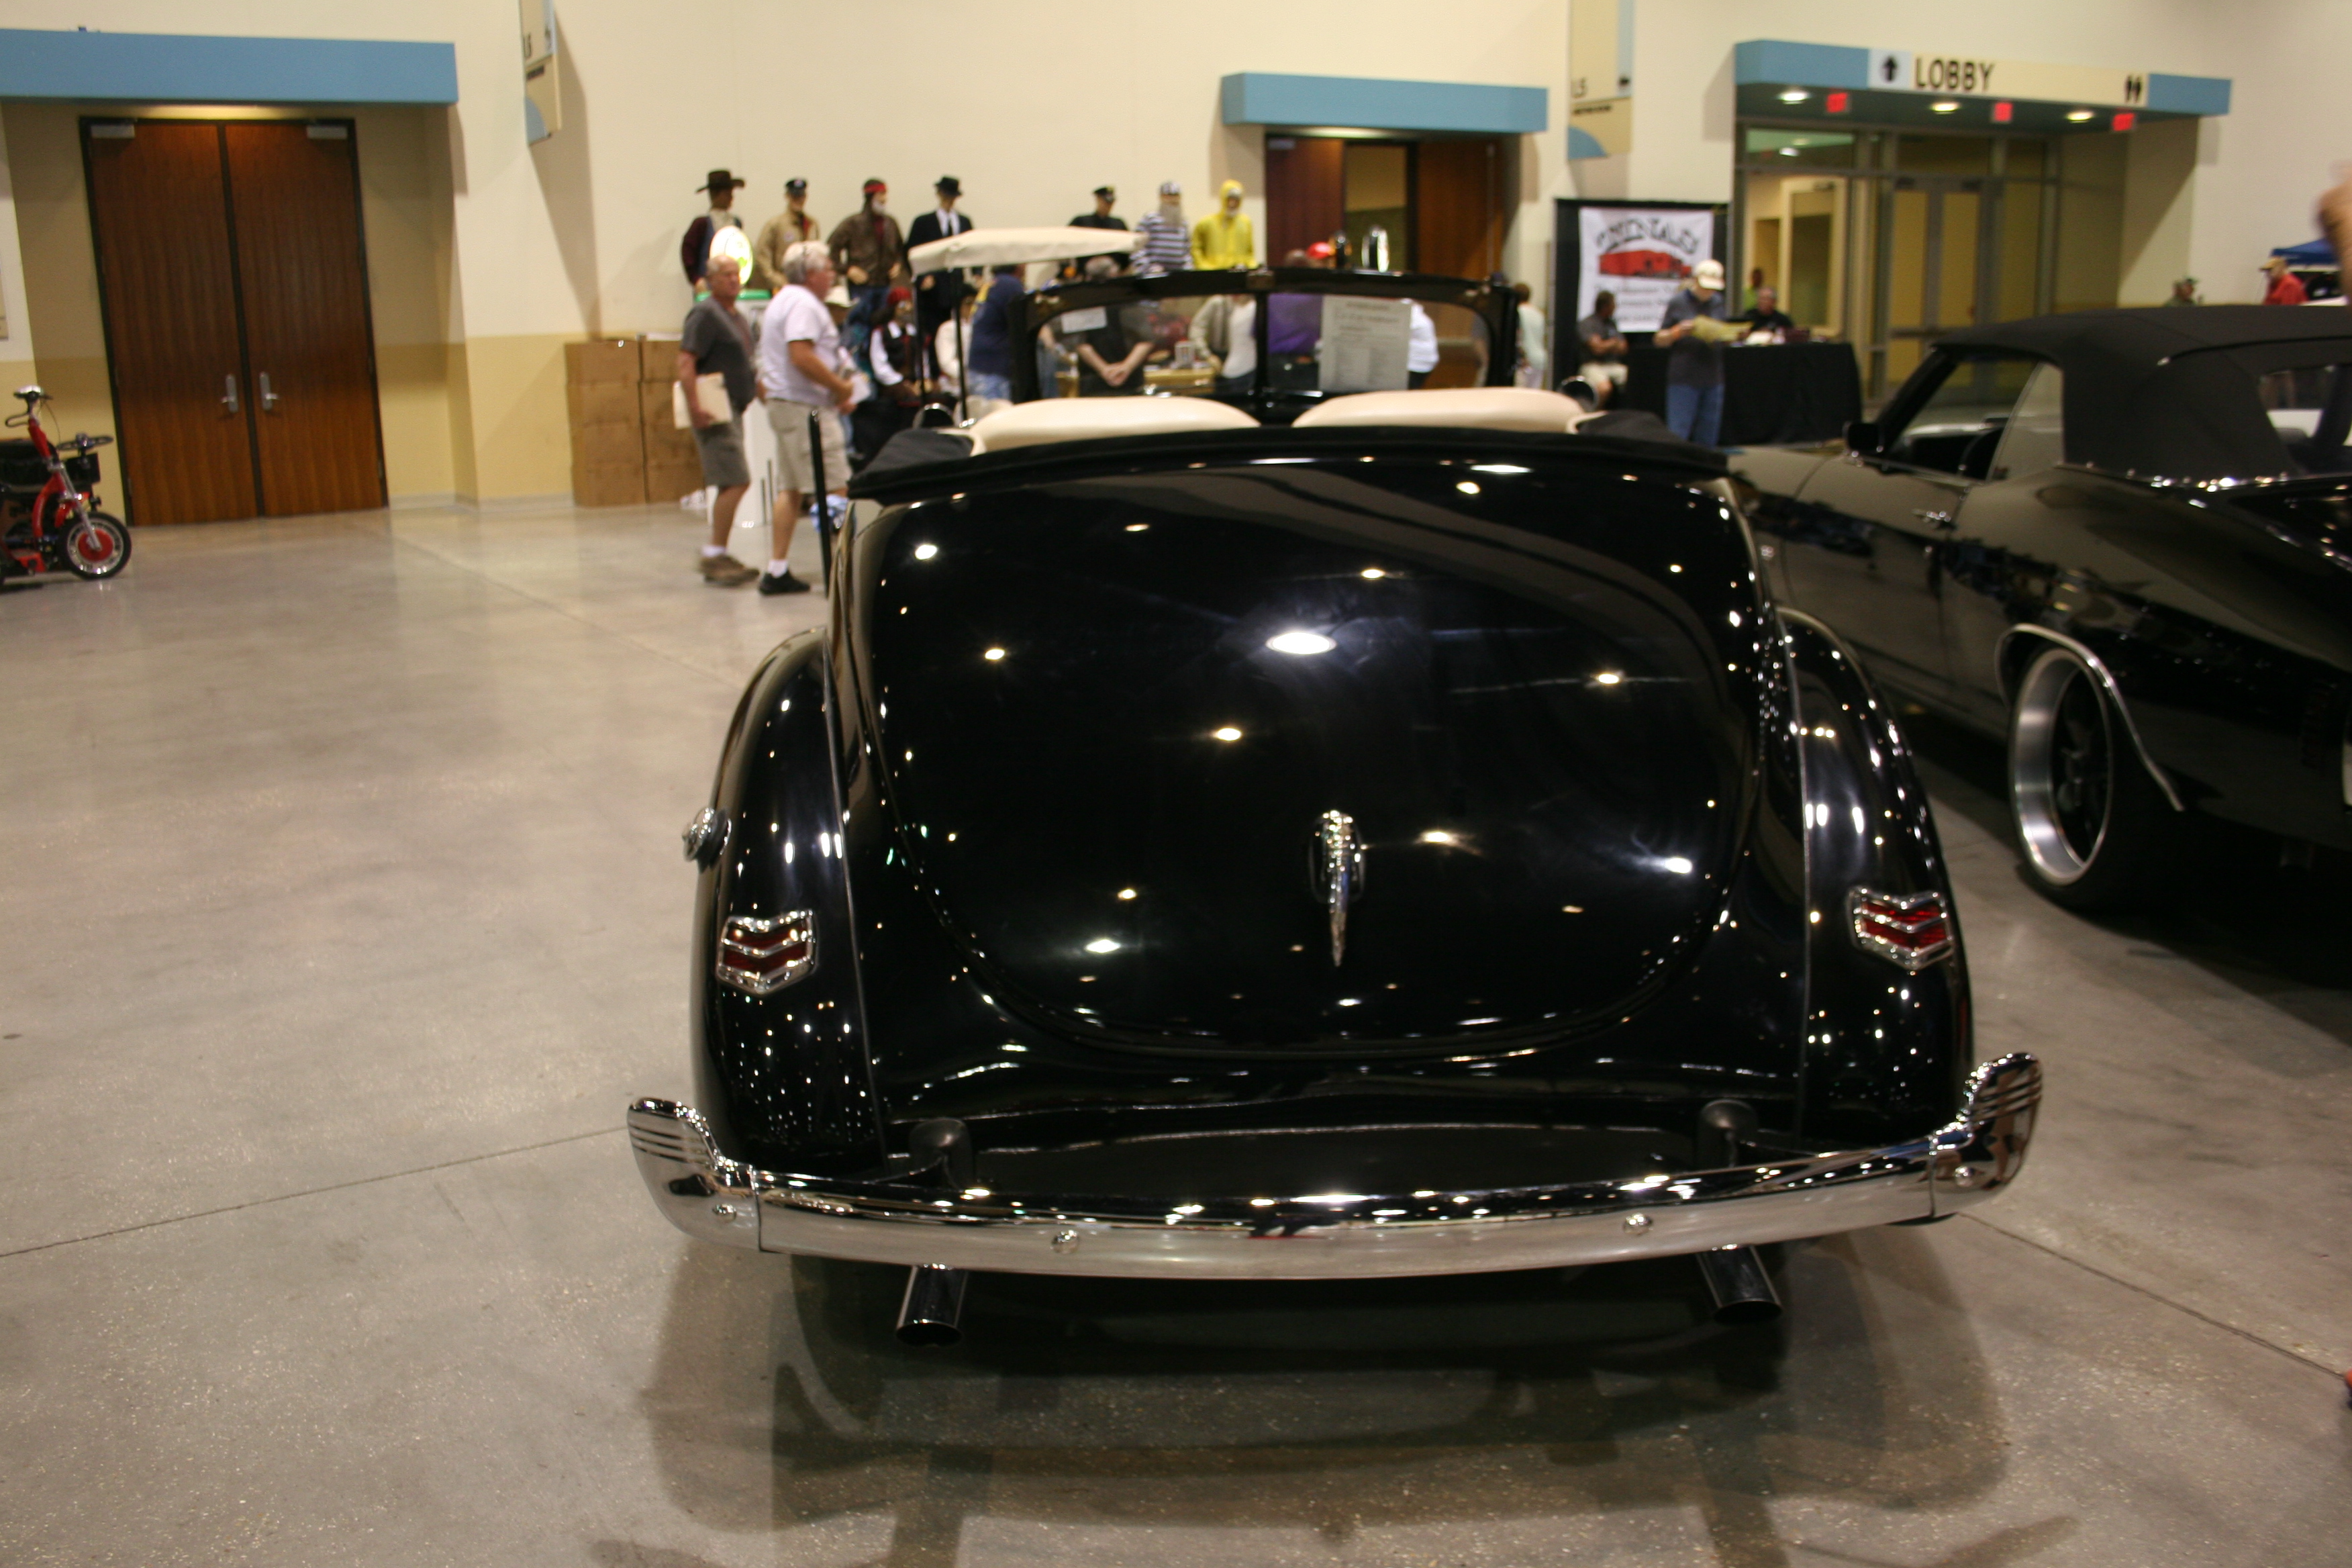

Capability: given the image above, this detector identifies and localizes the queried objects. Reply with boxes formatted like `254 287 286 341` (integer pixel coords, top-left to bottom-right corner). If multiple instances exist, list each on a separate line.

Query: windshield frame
1010 267 1519 421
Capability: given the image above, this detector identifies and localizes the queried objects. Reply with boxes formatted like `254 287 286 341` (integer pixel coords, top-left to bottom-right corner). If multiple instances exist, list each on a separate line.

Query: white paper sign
1318 296 1411 393
1576 207 1717 333
1056 305 1108 334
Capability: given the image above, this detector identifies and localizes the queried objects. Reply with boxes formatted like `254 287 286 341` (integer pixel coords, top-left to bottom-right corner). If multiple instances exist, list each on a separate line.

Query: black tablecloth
1618 342 1861 446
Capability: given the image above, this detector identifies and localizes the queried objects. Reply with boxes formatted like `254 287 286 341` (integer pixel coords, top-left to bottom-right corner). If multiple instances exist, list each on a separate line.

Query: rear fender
1783 610 1972 1145
691 630 886 1173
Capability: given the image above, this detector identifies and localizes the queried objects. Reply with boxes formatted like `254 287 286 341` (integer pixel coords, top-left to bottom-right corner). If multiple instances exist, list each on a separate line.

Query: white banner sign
1576 207 1716 333
1867 48 2149 107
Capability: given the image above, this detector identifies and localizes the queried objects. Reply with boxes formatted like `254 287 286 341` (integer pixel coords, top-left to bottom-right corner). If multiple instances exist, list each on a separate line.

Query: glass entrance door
1736 126 2057 402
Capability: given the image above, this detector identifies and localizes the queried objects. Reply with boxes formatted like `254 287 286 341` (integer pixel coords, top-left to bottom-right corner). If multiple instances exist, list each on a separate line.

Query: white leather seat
1292 387 1588 434
967 397 1259 454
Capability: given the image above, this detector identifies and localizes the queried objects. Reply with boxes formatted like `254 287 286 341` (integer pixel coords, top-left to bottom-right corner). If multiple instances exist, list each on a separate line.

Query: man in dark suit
907 176 973 377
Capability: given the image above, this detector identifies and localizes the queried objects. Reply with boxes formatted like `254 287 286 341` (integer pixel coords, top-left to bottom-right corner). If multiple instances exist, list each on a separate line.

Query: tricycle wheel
58 511 130 579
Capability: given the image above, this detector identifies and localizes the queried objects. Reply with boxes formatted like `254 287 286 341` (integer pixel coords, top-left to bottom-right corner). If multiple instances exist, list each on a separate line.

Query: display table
1619 341 1861 446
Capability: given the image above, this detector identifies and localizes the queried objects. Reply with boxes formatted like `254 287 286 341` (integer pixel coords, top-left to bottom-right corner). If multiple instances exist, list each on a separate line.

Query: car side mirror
1845 420 1881 456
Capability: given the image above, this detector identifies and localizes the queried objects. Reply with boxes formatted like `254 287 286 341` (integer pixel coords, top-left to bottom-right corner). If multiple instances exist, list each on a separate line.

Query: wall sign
1865 48 2149 107
1572 205 1718 332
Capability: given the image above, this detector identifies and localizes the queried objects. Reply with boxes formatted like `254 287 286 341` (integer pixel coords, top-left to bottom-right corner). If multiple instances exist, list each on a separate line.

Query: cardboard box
638 333 684 383
642 422 697 464
639 379 681 428
566 380 638 427
571 458 646 508
565 338 639 386
644 455 706 503
570 418 644 467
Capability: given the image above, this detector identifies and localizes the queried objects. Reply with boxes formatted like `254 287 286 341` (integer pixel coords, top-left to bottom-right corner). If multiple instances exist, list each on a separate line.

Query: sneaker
699 554 758 587
757 569 814 596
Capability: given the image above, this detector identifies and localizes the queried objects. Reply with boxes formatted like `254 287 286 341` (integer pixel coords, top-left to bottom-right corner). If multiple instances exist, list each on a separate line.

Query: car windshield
1010 269 1504 416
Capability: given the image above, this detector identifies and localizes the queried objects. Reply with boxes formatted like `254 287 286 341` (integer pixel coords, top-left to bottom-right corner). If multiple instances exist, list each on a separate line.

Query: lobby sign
1576 206 1716 331
1865 48 2150 108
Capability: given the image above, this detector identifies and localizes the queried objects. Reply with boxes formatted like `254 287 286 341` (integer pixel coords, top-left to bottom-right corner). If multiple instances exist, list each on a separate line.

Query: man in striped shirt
1134 181 1190 276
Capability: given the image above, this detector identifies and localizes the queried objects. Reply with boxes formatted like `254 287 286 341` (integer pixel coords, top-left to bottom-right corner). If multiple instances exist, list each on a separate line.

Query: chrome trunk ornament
1312 810 1365 965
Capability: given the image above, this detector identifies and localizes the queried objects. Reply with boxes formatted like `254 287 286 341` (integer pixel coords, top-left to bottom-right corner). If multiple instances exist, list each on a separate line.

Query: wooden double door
1264 135 1510 281
83 118 386 525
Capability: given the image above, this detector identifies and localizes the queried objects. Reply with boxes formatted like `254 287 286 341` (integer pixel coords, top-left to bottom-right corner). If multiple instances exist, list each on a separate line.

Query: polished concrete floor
2 502 2347 1567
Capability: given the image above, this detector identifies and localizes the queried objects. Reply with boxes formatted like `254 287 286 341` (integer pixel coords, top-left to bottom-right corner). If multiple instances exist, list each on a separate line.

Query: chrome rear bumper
626 1053 2039 1279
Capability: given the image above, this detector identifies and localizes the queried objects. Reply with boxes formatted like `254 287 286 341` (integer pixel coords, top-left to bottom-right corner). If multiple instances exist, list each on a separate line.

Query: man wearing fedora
752 177 819 295
907 177 975 378
681 168 747 285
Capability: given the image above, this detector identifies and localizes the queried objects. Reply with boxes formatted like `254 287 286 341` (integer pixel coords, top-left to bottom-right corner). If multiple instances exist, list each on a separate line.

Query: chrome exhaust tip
895 1264 969 1346
1696 1244 1782 1325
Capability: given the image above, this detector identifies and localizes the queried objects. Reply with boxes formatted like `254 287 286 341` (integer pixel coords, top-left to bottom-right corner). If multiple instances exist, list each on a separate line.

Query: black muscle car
629 260 2041 1344
1734 306 2352 908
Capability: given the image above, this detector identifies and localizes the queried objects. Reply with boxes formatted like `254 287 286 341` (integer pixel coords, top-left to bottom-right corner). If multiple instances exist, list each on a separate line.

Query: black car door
1939 358 2069 732
1779 352 2038 707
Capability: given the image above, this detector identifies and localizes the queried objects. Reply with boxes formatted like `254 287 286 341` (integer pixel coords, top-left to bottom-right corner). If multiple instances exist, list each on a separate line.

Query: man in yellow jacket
1191 180 1255 270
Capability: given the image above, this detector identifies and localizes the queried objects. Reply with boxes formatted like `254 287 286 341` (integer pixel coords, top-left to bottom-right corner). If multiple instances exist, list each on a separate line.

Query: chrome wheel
2008 642 2175 910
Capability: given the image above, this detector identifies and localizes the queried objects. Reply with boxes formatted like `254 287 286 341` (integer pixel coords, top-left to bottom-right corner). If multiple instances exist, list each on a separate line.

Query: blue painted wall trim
0 29 458 105
1221 72 1546 135
1733 40 1869 92
2146 73 2230 117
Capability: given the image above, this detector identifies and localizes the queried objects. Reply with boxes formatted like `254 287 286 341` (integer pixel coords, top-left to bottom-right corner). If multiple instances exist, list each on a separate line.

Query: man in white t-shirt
756 241 857 596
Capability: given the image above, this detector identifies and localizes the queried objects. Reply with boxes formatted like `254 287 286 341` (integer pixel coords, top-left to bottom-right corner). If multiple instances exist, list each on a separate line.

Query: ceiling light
914 542 938 559
1777 88 1810 104
1266 631 1336 656
1594 671 1624 685
1930 100 1960 114
1419 830 1457 846
1779 146 1800 156
1361 567 1386 579
1456 480 1480 495
983 647 1006 661
1212 726 1242 741
1117 887 1137 900
1660 856 1694 875
1124 522 1149 532
1084 938 1120 954
2065 108 2094 121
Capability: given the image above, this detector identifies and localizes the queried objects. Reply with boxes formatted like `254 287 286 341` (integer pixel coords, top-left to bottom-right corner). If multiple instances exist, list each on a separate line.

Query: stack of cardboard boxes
563 334 705 507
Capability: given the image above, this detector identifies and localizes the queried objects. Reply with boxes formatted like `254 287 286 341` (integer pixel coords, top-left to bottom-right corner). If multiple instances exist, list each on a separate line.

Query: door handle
259 373 279 413
222 375 240 414
1912 508 1955 529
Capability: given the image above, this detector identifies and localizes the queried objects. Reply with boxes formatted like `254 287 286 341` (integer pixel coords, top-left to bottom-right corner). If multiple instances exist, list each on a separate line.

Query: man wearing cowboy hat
1191 179 1255 270
907 177 975 377
681 168 747 285
752 177 818 295
1654 256 1730 446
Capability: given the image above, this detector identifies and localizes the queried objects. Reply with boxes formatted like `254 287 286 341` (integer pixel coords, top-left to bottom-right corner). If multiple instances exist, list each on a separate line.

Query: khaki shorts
768 398 848 495
1579 360 1630 389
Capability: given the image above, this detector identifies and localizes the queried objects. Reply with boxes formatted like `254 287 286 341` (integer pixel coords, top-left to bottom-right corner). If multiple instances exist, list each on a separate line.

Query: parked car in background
1734 307 2352 908
629 258 2041 1346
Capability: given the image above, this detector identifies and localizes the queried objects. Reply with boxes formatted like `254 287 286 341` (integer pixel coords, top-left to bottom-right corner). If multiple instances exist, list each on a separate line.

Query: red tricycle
3 385 130 583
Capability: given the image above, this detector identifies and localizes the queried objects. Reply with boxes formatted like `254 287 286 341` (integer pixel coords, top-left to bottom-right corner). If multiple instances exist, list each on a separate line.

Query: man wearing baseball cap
681 168 746 285
826 179 905 317
1654 257 1730 446
752 178 818 295
1136 181 1189 277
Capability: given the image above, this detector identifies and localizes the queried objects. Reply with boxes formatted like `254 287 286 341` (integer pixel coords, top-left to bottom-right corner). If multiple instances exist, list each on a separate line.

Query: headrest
1292 387 1588 434
967 396 1259 453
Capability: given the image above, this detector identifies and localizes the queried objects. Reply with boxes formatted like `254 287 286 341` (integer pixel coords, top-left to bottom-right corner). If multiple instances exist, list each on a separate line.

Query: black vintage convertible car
629 256 2039 1344
1734 306 2352 908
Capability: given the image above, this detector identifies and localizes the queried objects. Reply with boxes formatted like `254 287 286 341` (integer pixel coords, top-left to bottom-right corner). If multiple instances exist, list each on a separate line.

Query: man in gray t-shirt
677 258 761 585
1575 290 1630 405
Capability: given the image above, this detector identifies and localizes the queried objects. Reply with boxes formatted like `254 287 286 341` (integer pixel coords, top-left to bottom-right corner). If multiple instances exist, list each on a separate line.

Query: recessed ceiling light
1456 480 1480 495
1084 938 1120 954
1777 88 1810 104
1212 726 1242 741
1265 631 1336 656
1778 146 1800 156
1361 567 1386 579
1117 887 1137 900
1419 830 1457 846
1930 100 1961 113
914 542 938 559
983 647 1006 661
2065 108 2095 121
1594 671 1624 685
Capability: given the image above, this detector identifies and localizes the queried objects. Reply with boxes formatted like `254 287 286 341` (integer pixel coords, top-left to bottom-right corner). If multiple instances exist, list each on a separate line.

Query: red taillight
1847 888 1955 971
716 912 817 995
